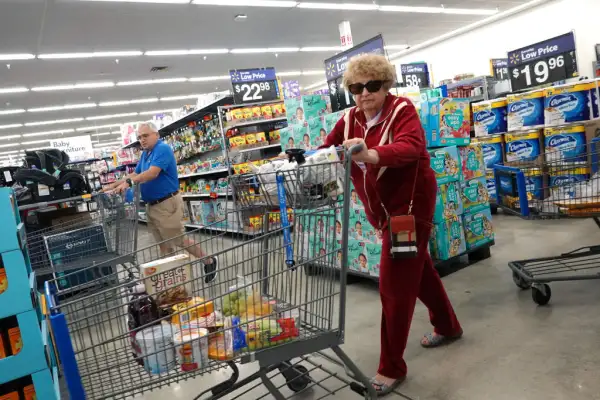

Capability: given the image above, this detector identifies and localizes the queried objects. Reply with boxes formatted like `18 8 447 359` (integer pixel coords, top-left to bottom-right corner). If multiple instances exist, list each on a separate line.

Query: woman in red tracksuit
322 54 463 396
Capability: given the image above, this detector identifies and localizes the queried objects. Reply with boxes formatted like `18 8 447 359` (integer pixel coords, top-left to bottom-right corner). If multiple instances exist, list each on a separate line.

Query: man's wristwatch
126 178 133 187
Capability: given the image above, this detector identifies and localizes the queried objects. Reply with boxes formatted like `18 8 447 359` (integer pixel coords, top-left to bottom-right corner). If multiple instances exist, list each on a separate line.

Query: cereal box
429 146 460 184
429 215 466 261
433 181 463 224
460 177 490 214
140 254 192 306
459 143 486 180
462 208 494 250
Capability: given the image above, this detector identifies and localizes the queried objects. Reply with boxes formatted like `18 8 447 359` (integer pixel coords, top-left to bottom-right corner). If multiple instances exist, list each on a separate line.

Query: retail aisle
135 214 600 400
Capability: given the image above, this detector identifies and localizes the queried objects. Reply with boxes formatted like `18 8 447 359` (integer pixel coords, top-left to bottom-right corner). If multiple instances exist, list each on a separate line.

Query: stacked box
284 95 330 125
428 146 461 184
429 215 467 261
462 208 495 250
459 143 485 181
433 181 463 224
423 97 471 147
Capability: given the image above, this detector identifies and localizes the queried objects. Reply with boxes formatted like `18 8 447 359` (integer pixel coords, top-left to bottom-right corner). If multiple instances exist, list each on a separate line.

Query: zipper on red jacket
358 123 377 227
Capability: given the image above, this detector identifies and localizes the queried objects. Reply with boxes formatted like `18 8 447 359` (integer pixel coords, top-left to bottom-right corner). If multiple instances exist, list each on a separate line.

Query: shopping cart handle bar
347 143 364 155
44 281 58 315
493 164 522 173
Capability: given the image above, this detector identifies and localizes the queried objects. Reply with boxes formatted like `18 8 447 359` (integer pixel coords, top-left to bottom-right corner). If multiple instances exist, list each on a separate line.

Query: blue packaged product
507 89 545 131
544 82 593 126
549 167 590 199
472 98 508 136
497 168 543 200
591 79 600 119
462 208 494 250
428 145 460 184
473 135 503 169
485 170 497 200
544 124 587 164
504 129 542 163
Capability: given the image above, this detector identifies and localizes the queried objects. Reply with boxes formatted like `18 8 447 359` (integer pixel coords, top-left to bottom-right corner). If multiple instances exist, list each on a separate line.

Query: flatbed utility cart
495 133 600 305
44 145 381 399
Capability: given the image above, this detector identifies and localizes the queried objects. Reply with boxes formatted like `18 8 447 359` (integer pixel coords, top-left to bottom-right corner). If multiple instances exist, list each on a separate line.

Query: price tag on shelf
507 32 578 92
229 67 280 104
490 58 509 81
400 63 430 89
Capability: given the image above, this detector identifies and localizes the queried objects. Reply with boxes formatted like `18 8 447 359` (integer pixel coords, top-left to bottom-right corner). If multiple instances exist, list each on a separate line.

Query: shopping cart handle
44 281 58 315
347 143 364 156
285 148 307 164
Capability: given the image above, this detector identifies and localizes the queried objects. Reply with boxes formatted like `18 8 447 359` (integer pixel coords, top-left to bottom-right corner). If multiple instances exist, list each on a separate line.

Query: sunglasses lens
365 80 384 93
348 83 364 95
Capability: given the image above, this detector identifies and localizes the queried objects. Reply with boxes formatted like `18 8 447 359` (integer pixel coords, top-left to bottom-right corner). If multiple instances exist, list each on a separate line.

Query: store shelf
178 168 229 179
121 141 139 149
176 146 222 164
220 99 283 110
233 143 282 154
225 116 287 129
181 192 231 199
184 223 259 235
159 94 233 136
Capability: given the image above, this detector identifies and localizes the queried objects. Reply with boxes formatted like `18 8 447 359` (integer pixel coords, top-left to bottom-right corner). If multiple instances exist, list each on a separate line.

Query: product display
284 94 330 125
177 157 228 176
422 97 471 147
165 116 222 162
507 89 545 131
473 98 508 137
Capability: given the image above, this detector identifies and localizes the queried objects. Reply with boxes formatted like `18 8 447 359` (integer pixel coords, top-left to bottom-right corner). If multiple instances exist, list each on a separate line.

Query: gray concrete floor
134 214 600 400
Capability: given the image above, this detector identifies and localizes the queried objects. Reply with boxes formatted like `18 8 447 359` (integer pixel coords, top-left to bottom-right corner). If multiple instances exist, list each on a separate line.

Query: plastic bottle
127 284 159 366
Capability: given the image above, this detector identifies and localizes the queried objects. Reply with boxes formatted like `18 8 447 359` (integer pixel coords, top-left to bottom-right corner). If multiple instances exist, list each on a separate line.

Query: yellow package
229 136 246 148
245 134 257 145
231 109 243 121
242 108 253 120
252 106 261 119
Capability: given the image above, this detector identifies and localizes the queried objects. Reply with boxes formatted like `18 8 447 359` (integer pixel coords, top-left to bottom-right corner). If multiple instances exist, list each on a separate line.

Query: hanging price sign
229 67 280 104
400 63 430 88
508 32 578 92
490 58 509 81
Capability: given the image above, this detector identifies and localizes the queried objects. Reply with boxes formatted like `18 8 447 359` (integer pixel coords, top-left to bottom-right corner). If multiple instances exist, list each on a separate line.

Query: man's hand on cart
343 138 379 164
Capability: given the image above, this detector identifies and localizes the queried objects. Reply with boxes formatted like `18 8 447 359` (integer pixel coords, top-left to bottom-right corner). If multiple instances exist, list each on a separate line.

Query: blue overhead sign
400 63 428 74
229 67 277 84
324 35 386 81
508 32 576 66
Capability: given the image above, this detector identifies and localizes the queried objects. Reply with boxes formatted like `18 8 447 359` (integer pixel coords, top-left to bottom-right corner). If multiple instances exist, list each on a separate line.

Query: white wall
391 0 600 85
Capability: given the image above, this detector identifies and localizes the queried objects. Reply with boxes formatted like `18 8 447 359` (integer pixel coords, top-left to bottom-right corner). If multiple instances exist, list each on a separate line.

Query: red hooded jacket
324 94 437 230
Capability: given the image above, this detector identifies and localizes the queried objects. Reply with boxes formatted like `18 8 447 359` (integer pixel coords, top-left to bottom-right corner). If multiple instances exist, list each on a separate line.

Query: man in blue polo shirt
109 121 217 283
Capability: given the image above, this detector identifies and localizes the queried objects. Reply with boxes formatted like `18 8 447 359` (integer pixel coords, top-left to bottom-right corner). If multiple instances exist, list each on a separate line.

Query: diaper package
459 143 486 180
473 98 508 137
504 129 543 164
365 243 382 277
323 110 345 134
473 135 504 169
544 82 593 127
460 176 491 214
507 89 545 131
348 239 367 273
284 95 330 125
433 181 463 224
426 98 471 147
544 123 587 164
462 208 494 250
428 146 460 184
430 215 467 261
280 123 307 151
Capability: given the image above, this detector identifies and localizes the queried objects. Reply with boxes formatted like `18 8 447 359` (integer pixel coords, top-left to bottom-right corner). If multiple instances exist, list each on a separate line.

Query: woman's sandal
420 330 463 348
370 376 406 397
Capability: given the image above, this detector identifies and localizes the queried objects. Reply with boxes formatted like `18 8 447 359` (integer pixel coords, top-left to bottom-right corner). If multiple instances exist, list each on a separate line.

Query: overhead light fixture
230 48 299 54
300 46 342 52
0 143 19 148
378 5 496 15
24 118 84 127
77 0 189 3
31 82 115 92
76 123 123 132
0 150 21 154
22 129 75 137
93 140 121 147
297 2 377 10
0 87 29 94
0 136 21 141
304 80 328 90
277 71 302 77
92 132 119 137
160 94 202 101
21 139 50 145
28 103 97 113
234 14 248 21
99 97 159 107
302 70 325 76
189 75 229 82
0 109 26 116
145 49 229 56
192 0 298 7
116 78 188 86
0 123 23 130
38 51 143 60
86 112 139 121
138 109 177 116
0 54 35 61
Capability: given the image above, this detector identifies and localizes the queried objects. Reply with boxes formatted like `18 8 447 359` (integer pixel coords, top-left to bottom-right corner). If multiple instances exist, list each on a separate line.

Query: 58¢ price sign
400 63 430 89
508 32 578 92
229 67 280 105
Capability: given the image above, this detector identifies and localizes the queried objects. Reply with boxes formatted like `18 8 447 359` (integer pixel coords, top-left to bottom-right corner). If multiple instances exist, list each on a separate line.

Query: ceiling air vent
150 66 169 73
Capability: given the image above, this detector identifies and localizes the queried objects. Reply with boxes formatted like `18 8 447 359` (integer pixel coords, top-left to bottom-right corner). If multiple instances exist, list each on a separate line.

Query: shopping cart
44 145 379 399
21 191 139 293
495 134 600 305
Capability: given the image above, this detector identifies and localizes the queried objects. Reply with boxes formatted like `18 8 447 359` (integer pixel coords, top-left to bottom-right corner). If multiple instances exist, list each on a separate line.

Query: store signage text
229 67 280 104
490 58 509 81
400 62 430 88
324 35 385 81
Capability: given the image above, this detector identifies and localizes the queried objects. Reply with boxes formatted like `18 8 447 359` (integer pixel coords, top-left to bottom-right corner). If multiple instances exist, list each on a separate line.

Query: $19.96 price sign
229 67 280 104
508 32 578 92
400 63 430 89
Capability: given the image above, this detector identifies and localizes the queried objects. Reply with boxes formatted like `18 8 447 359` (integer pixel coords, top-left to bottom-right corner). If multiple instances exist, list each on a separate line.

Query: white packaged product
136 323 176 374
173 327 209 372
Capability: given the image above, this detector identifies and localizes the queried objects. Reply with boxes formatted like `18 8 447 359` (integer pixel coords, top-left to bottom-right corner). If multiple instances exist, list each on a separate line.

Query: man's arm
104 172 138 191
131 166 161 184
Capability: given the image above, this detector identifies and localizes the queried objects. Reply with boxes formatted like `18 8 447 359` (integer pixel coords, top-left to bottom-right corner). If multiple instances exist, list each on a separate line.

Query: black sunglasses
348 80 386 95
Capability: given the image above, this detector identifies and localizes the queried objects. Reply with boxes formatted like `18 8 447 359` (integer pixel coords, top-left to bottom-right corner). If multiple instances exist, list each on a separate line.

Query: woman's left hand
343 138 380 164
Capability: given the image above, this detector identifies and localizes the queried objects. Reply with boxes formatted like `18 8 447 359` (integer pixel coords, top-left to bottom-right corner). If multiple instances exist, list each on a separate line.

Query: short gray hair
137 120 159 133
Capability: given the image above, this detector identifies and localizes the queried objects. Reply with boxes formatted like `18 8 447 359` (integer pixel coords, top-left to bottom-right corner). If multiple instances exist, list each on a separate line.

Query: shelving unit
178 168 230 179
0 188 59 399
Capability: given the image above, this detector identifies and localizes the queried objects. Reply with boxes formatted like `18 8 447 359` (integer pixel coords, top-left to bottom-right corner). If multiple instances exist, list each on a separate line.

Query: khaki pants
146 194 185 248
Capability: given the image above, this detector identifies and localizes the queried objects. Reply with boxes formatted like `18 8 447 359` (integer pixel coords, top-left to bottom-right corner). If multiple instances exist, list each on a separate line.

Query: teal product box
429 215 466 261
460 176 490 214
433 181 463 224
366 243 382 277
459 143 486 181
280 123 307 151
462 208 494 250
420 99 431 144
349 209 370 241
323 110 345 134
544 82 593 127
201 200 216 224
427 97 472 147
349 183 365 211
305 117 324 150
285 95 330 125
348 239 368 273
429 146 461 184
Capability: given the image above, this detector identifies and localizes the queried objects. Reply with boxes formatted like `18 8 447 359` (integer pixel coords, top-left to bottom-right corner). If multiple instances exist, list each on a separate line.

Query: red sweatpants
378 221 462 379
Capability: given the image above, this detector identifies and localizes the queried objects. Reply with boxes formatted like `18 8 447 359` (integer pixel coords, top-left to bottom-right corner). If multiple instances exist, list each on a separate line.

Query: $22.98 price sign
508 32 578 92
229 67 280 104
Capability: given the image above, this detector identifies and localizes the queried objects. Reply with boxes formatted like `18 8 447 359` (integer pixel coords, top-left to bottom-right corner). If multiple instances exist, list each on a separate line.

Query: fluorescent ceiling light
138 109 177 116
160 94 201 101
300 46 341 52
230 48 299 54
86 112 139 121
302 70 324 76
277 71 301 77
0 143 19 148
0 87 29 94
385 45 409 50
189 75 229 82
21 139 52 145
38 51 143 60
379 5 496 15
304 80 327 90
297 2 377 10
117 78 187 86
32 82 115 92
0 109 26 116
24 118 84 127
93 140 121 147
78 0 189 3
0 135 21 141
0 54 35 61
441 8 498 15
0 150 21 154
145 49 229 56
76 123 123 132
192 1 298 7
28 103 97 113
22 129 75 137
99 98 158 107
92 132 119 137
0 124 23 130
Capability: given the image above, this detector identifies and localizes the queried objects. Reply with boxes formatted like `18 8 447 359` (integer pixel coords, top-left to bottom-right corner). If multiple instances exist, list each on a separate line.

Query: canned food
173 328 209 372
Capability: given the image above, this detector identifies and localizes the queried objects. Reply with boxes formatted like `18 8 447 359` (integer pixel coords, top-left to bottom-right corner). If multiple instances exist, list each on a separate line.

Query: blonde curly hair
342 54 396 90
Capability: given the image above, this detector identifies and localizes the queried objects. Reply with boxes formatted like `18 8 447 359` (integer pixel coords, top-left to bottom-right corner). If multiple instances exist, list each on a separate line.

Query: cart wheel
531 284 551 305
286 365 310 393
512 271 531 290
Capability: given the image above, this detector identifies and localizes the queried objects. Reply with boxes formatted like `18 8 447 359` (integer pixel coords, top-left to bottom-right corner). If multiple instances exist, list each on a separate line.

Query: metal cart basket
495 135 600 305
44 146 379 399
